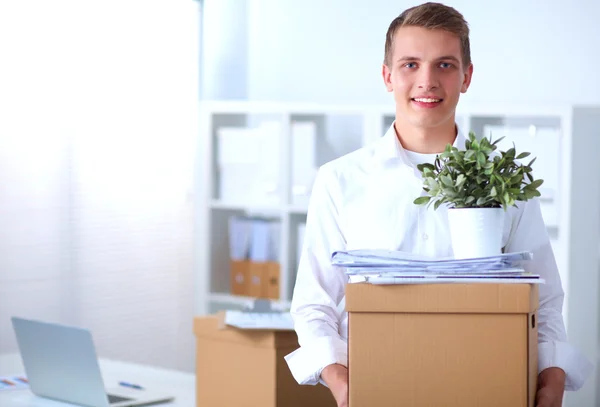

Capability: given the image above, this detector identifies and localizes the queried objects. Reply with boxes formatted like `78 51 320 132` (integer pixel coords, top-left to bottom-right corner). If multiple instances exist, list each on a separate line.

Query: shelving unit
196 102 600 403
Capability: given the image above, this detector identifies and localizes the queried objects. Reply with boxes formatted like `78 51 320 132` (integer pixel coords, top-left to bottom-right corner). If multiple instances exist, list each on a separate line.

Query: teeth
413 98 441 103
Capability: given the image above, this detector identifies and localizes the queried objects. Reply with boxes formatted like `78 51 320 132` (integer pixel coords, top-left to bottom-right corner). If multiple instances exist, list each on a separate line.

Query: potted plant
413 132 544 259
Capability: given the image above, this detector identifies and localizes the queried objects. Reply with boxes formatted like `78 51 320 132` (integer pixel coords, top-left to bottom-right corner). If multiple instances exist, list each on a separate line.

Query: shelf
209 292 291 311
287 204 309 215
210 200 282 213
200 100 391 115
210 200 309 216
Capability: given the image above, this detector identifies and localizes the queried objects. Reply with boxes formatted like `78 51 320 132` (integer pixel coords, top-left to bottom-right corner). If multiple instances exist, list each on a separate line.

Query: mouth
410 98 444 108
411 97 443 104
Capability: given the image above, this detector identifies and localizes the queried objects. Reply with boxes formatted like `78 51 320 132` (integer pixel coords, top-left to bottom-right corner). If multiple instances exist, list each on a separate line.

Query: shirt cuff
538 341 595 391
284 335 348 385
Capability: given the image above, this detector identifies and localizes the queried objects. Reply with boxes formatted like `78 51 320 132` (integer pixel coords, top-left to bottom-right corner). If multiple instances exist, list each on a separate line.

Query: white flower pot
447 207 505 259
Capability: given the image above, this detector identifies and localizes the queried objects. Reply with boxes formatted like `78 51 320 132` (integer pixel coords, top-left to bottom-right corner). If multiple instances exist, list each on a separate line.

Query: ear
382 63 393 92
461 63 473 93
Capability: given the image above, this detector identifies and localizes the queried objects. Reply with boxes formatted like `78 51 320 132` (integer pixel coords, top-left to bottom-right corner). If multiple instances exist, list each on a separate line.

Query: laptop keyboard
108 394 134 404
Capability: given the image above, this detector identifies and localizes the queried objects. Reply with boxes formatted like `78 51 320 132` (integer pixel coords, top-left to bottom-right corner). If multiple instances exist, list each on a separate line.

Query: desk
0 353 195 407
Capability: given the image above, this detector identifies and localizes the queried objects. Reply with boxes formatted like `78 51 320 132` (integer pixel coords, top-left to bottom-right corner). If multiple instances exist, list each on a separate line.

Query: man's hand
536 367 566 407
321 363 348 407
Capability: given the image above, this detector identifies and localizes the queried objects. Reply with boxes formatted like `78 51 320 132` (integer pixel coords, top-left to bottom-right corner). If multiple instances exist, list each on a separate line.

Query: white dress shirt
284 123 593 391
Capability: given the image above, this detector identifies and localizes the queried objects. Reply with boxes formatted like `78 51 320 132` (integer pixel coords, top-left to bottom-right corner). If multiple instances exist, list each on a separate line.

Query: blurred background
0 0 599 405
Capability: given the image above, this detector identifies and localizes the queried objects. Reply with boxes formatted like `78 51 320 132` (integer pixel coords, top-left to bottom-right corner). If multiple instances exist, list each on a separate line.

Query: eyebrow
396 55 461 63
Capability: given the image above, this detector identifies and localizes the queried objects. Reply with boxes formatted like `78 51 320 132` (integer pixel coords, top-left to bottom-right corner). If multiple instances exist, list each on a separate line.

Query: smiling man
284 3 592 407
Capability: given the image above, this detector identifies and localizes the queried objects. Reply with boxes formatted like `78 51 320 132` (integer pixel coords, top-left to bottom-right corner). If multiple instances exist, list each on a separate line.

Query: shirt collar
372 121 467 168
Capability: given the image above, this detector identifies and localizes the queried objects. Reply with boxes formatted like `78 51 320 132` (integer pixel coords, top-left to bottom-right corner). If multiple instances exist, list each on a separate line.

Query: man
284 3 592 407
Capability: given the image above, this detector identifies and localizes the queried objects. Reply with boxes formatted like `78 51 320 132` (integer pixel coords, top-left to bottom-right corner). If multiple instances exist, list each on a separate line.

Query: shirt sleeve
504 198 593 391
284 165 348 385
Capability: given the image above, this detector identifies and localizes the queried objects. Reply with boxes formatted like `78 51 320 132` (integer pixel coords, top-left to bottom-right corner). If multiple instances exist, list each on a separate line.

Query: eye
440 62 453 68
404 62 417 69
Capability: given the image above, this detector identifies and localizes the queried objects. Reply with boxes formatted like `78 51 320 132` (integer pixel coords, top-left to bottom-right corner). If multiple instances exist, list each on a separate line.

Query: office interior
0 1 599 406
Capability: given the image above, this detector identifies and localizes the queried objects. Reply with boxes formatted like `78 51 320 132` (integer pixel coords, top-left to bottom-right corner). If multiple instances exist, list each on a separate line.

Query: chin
408 114 450 129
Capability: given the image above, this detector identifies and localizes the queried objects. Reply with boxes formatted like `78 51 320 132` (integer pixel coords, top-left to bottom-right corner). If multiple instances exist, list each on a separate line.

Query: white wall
246 0 600 106
201 0 248 100
0 0 199 372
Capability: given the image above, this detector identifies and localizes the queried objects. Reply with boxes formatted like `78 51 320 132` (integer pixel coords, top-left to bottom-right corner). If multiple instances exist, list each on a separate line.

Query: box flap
346 283 538 313
193 315 299 349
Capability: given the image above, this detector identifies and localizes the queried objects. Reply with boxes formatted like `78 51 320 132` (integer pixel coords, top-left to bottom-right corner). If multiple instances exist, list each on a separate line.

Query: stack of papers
331 250 543 284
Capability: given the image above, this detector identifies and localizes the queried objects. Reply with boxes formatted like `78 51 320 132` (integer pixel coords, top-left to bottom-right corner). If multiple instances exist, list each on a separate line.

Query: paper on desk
223 311 294 330
0 375 29 391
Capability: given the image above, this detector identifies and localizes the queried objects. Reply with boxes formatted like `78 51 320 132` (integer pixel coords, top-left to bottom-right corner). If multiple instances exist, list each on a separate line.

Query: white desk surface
0 353 195 407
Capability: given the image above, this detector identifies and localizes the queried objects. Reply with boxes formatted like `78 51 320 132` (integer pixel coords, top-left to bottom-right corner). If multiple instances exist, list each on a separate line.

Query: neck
393 118 457 154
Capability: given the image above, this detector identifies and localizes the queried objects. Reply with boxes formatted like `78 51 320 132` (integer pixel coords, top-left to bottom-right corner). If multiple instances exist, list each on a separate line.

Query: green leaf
491 136 506 146
516 152 531 159
441 175 454 187
490 186 497 197
414 196 431 205
434 200 444 210
442 187 457 198
476 151 486 167
455 174 466 187
528 179 544 189
507 176 520 187
417 163 435 172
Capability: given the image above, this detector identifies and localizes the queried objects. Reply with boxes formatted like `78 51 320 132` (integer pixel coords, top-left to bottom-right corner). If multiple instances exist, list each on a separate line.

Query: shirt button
422 233 429 241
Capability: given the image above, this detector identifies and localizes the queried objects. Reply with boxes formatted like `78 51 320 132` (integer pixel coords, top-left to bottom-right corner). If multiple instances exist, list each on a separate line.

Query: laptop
11 317 174 407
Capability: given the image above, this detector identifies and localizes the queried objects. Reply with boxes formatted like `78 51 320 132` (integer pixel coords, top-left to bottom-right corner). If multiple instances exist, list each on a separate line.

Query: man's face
382 26 473 130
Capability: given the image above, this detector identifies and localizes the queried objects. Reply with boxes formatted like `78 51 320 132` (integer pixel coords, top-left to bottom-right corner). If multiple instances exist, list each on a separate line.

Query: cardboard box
243 261 280 299
346 283 539 407
194 315 336 407
264 262 280 300
230 260 250 296
230 261 279 299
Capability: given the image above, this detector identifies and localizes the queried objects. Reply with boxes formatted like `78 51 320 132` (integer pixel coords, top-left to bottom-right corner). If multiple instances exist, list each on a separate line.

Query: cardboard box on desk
193 315 336 407
346 283 539 407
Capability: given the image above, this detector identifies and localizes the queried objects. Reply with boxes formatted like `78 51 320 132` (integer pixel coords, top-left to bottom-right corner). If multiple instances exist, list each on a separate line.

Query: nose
417 65 440 91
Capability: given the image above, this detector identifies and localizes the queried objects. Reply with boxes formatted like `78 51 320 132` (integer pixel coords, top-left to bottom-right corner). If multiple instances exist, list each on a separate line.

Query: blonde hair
384 2 471 68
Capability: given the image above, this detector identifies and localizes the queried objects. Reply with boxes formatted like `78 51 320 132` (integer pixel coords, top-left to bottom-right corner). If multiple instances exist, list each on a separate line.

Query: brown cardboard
265 262 280 300
243 261 280 299
247 261 265 298
230 260 250 296
346 283 538 407
194 316 336 407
